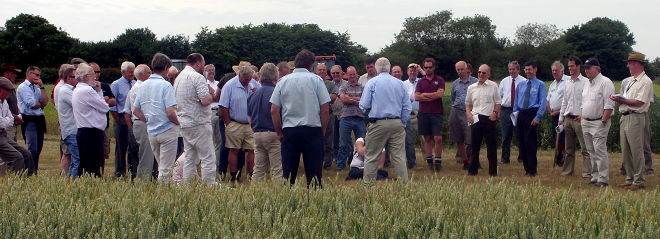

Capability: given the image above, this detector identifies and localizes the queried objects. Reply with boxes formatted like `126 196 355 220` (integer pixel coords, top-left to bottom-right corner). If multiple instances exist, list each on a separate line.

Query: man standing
513 62 547 176
90 62 116 168
270 49 330 187
359 57 411 186
316 63 339 169
498 61 527 164
247 63 283 182
610 52 653 191
450 61 477 169
547 61 569 166
580 58 615 187
57 66 80 177
174 53 217 185
403 63 421 168
205 64 222 174
73 63 109 177
0 64 22 142
558 56 592 177
465 64 501 176
337 66 366 170
0 77 30 176
277 62 292 78
110 61 139 178
415 58 445 171
17 66 48 174
125 64 157 180
220 66 256 184
358 58 377 86
329 64 346 167
133 53 180 183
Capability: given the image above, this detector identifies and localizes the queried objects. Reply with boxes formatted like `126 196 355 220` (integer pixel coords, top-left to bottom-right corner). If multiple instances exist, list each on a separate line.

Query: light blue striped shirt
359 72 412 125
133 74 177 135
219 77 253 124
110 76 135 113
17 80 44 116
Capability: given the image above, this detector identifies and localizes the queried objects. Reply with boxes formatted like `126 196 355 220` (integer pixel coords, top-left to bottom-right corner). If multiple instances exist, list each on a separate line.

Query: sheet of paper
511 112 519 126
469 114 479 126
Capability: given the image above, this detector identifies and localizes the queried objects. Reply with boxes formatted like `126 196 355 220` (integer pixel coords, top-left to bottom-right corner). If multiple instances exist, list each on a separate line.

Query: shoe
500 159 510 164
617 183 632 188
433 158 443 171
585 181 596 185
467 172 477 176
626 185 645 191
593 182 609 187
336 166 345 171
407 163 416 169
462 164 468 170
489 173 497 177
645 169 655 175
426 157 433 170
455 157 463 164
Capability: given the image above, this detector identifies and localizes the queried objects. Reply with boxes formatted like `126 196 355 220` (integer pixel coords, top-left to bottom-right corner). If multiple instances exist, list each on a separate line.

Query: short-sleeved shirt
219 77 253 124
110 76 135 113
134 74 177 135
247 82 276 132
174 66 212 128
547 76 568 111
270 68 331 128
581 73 615 120
339 82 365 118
451 77 478 111
17 80 44 116
465 80 501 116
620 72 653 113
124 80 144 121
415 75 445 114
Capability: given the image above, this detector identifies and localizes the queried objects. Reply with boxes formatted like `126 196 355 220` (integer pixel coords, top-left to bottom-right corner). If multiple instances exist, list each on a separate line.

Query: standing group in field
0 49 654 190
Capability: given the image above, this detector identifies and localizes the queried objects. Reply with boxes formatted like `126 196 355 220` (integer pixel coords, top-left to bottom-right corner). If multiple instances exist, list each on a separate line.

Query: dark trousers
77 127 105 177
469 115 497 175
551 114 565 164
114 117 139 178
517 108 539 175
217 118 245 174
282 126 323 187
0 132 29 174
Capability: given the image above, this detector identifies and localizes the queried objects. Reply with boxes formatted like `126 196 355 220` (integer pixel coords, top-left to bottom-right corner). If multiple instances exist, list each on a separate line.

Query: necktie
523 80 532 109
511 78 516 107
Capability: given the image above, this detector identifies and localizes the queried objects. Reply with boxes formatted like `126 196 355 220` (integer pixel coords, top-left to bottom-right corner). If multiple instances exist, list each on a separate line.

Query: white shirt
402 78 420 112
559 75 588 121
350 137 385 169
498 75 527 107
124 80 144 121
53 80 65 107
0 100 13 130
72 82 109 130
207 79 220 109
547 75 569 111
57 83 77 138
580 73 615 120
358 73 374 86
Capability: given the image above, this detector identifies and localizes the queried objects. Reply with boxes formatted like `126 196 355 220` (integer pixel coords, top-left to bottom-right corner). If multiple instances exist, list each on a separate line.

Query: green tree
112 28 158 66
156 34 191 60
514 23 562 47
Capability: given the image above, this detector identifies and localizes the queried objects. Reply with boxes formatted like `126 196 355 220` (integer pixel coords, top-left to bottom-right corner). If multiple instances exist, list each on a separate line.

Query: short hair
294 49 315 69
568 56 582 66
259 63 278 83
186 53 204 65
551 61 564 71
62 67 76 81
204 64 215 71
315 62 326 71
134 64 150 77
120 61 135 73
151 53 172 73
455 61 468 69
524 61 537 68
238 66 255 77
479 64 491 74
75 63 93 82
364 58 376 66
466 63 473 72
508 61 520 68
423 58 436 66
375 57 391 74
26 66 40 73
58 64 74 78
277 61 291 71
89 62 100 70
219 72 236 89
346 66 357 73
331 65 342 72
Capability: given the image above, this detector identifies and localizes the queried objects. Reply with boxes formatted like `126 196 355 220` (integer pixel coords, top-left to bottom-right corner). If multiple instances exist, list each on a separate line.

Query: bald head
134 64 152 81
477 64 490 83
346 66 358 83
167 66 178 84
391 65 402 80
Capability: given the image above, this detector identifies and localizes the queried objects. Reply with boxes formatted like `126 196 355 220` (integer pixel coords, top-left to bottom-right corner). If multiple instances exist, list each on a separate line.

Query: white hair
168 66 178 73
75 63 93 82
375 57 391 74
259 63 278 83
238 66 255 77
551 61 564 71
134 65 150 78
120 61 135 73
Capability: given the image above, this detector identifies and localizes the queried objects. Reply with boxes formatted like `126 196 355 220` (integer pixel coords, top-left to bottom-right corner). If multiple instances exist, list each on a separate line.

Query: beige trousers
251 131 283 182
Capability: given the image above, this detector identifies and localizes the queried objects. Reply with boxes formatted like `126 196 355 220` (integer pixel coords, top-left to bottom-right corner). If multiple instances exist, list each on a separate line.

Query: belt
584 118 601 121
621 111 640 116
368 117 400 123
566 114 578 120
502 106 513 110
253 129 275 133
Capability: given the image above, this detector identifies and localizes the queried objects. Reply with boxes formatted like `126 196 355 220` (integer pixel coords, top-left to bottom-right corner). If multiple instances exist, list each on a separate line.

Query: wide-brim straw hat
232 61 253 73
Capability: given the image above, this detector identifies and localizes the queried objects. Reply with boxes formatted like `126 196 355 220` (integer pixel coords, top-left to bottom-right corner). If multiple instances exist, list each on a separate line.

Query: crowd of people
0 50 654 190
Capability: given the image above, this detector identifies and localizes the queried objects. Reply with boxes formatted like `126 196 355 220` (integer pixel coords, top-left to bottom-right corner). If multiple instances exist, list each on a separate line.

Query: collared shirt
124 80 144 121
270 68 331 128
581 73 615 119
7 91 19 115
134 74 177 135
416 75 445 114
207 80 220 109
547 75 568 111
247 82 276 132
219 77 253 124
403 77 420 112
0 100 14 130
339 82 365 118
498 75 527 108
559 75 588 121
333 79 347 90
451 76 478 110
72 82 109 130
621 74 654 105
17 80 44 116
465 80 501 116
513 78 547 121
110 76 135 113
359 72 412 125
620 71 653 113
358 73 374 86
57 83 77 138
174 66 212 128
53 80 65 107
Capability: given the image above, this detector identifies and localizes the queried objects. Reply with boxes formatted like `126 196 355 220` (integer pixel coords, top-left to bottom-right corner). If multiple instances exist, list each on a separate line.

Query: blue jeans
24 122 44 173
63 134 80 178
337 117 366 169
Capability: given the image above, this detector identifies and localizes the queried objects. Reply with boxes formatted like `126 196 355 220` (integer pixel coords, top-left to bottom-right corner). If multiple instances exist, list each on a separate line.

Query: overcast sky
2 0 658 59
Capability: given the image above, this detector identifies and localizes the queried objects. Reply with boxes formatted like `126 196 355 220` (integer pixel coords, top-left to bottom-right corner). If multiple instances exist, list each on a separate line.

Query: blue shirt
270 68 331 128
451 76 478 110
17 80 44 116
219 77 253 124
247 82 276 132
110 76 135 113
359 72 412 125
513 78 547 121
133 74 177 135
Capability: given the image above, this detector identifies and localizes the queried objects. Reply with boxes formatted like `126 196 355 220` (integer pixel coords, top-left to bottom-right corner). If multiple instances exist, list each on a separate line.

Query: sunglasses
331 72 341 74
478 71 488 74
94 71 101 73
423 66 433 69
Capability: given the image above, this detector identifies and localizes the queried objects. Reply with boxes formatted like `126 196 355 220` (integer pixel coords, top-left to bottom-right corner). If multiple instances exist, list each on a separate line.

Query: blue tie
523 80 532 109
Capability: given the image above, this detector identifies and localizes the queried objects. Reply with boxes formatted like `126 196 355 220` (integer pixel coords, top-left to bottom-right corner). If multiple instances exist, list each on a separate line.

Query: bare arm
271 104 283 141
166 106 179 125
220 107 231 126
124 113 133 128
132 107 146 122
320 103 329 136
601 109 613 122
466 104 474 125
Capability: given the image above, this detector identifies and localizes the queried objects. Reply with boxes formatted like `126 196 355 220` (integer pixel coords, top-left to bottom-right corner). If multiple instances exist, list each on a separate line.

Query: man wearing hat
610 52 653 190
0 77 31 176
580 58 615 187
0 63 23 142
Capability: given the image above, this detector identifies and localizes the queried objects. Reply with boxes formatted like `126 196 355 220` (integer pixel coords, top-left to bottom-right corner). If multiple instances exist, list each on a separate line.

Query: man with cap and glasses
610 52 653 191
0 77 31 176
17 66 48 175
580 58 615 187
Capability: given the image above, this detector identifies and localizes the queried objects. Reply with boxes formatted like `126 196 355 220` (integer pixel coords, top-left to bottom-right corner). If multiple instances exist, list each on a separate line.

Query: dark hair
26 66 40 73
151 53 172 73
568 56 582 66
294 49 315 69
524 61 537 68
186 53 204 65
363 58 376 66
466 63 473 73
423 58 436 66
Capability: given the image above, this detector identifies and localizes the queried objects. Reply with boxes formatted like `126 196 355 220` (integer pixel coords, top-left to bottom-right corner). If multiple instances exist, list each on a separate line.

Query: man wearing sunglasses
415 58 445 171
16 66 48 175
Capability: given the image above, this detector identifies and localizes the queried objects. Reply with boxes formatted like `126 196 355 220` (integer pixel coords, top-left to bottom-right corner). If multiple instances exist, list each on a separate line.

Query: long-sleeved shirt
547 75 568 111
498 75 527 108
110 76 135 113
0 100 14 130
124 80 144 121
451 76 478 110
359 72 412 125
580 73 615 120
57 83 77 138
513 78 547 121
16 80 44 116
559 75 588 121
72 82 109 130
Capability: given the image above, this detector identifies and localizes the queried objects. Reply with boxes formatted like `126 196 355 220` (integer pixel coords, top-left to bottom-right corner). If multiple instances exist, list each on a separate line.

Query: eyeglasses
478 71 488 74
423 66 433 69
331 72 341 74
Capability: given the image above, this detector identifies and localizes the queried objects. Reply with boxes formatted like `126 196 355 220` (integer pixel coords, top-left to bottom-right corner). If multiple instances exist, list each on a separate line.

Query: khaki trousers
149 126 179 183
252 131 283 182
363 119 408 186
181 124 217 185
581 120 610 183
134 120 155 180
562 117 592 177
620 113 646 186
